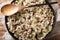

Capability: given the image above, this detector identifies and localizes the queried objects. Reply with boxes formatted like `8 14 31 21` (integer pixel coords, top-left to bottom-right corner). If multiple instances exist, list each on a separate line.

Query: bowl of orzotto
5 0 56 40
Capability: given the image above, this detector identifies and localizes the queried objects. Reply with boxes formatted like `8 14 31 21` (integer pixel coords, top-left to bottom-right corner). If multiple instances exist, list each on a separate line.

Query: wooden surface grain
0 0 12 40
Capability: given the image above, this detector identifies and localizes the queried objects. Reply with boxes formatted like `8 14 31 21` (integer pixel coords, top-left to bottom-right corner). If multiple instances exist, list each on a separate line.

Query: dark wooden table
0 0 60 40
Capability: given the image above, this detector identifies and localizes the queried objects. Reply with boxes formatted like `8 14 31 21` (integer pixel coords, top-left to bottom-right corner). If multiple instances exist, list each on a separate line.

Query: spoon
1 2 58 16
1 4 25 16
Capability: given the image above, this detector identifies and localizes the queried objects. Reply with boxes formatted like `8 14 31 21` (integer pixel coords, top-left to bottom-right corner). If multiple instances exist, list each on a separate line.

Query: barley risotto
7 0 54 40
